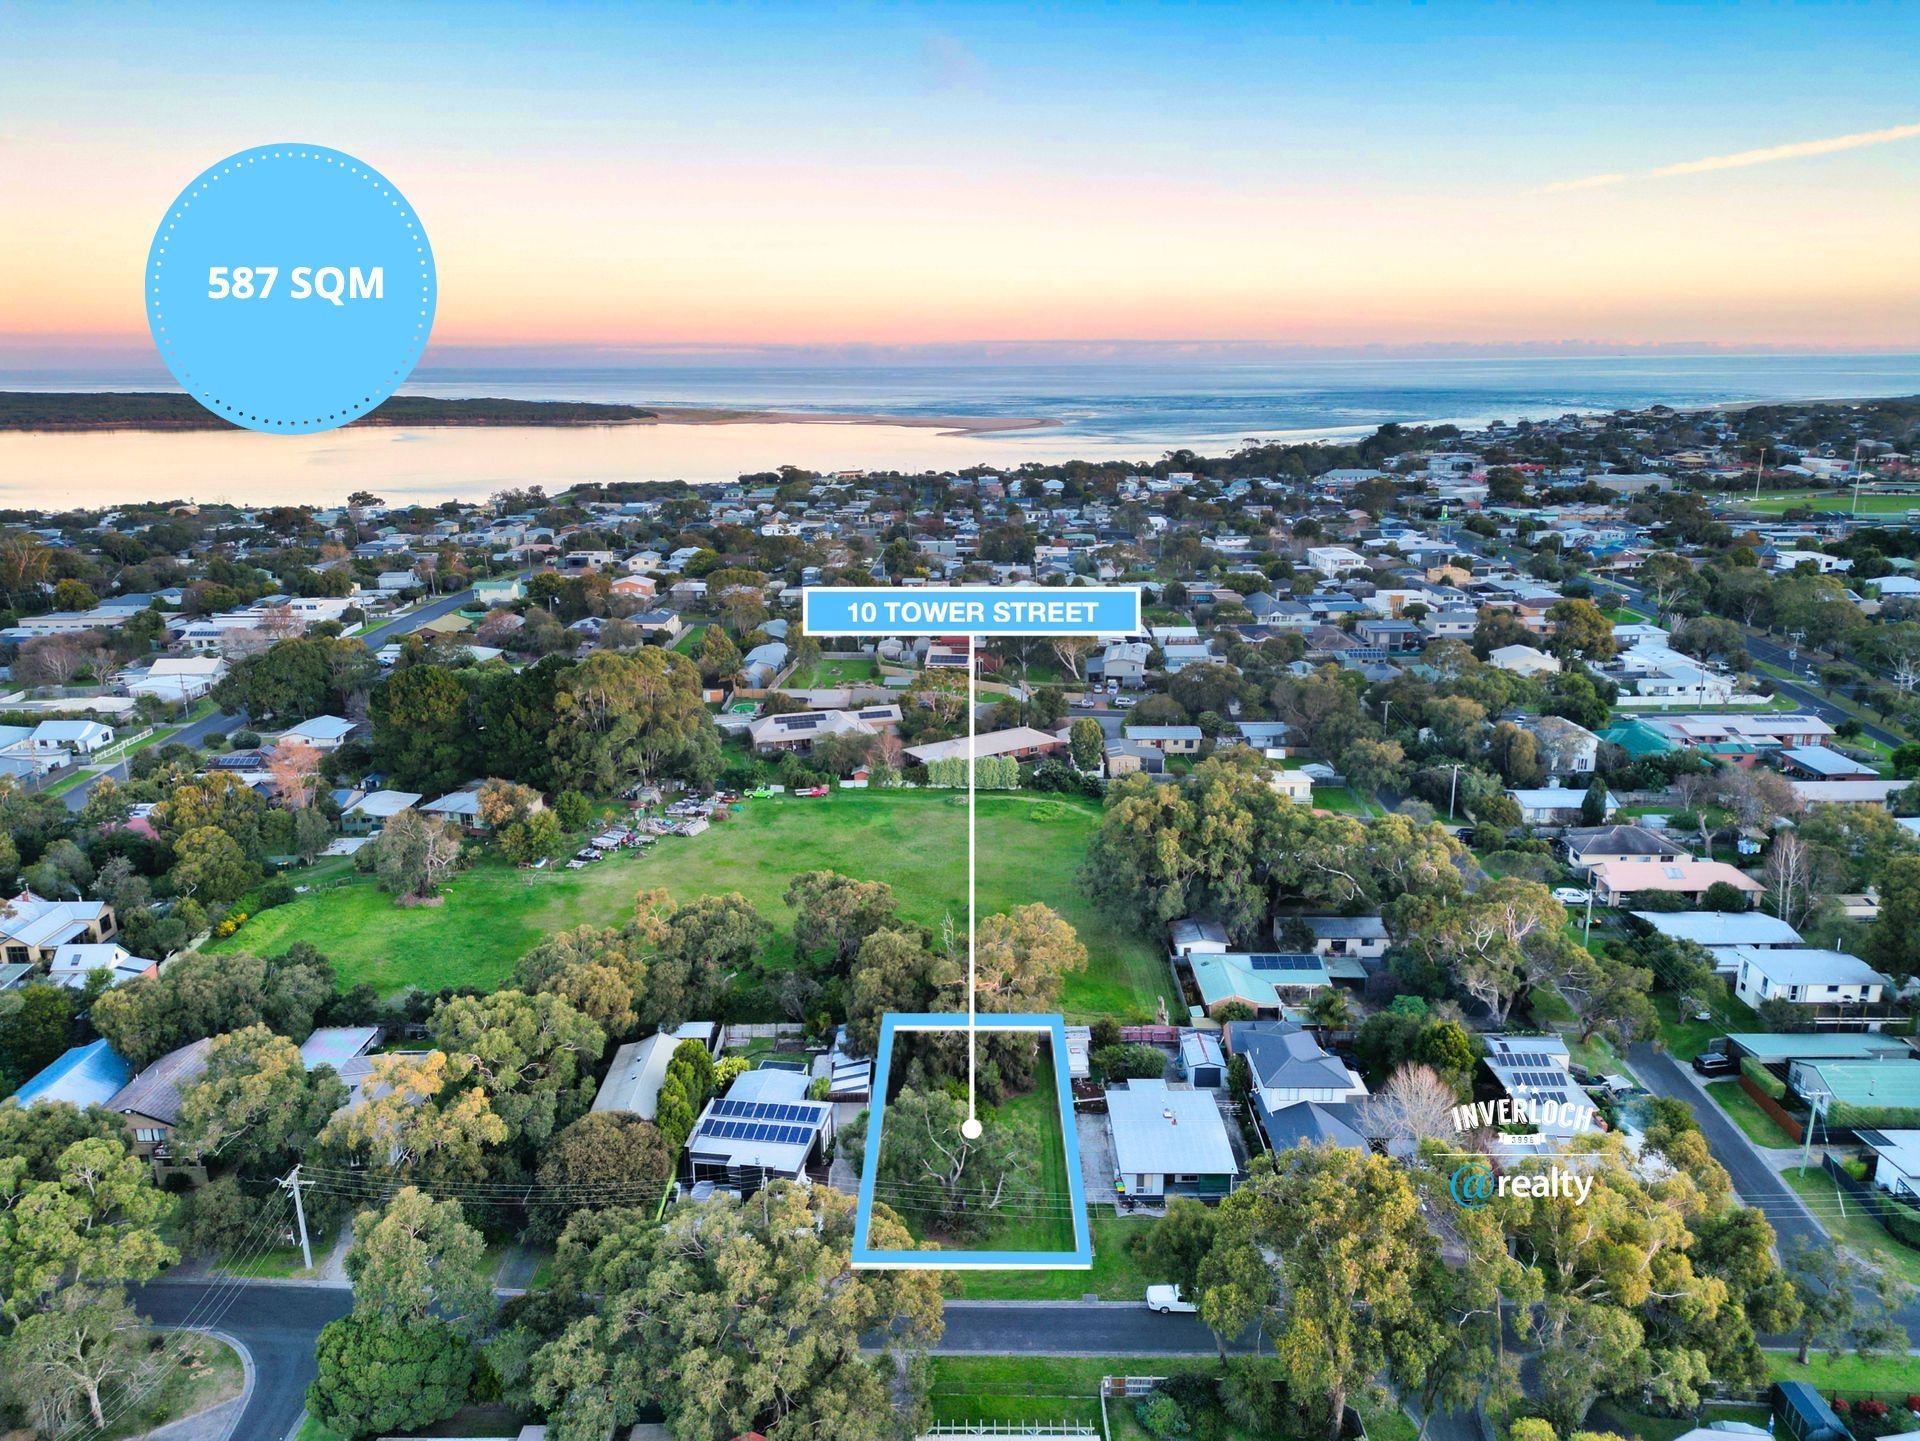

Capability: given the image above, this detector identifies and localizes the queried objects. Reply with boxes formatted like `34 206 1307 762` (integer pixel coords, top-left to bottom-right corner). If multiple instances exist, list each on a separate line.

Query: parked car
798 785 829 797
1551 887 1591 905
1146 1285 1196 1315
1114 695 1137 708
1691 1051 1738 1077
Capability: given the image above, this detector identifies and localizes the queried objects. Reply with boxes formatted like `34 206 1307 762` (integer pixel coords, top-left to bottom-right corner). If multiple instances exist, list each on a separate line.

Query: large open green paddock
208 790 1177 1021
1725 488 1920 515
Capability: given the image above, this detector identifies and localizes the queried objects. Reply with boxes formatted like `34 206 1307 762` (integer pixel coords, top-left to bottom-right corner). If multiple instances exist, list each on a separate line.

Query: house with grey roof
1106 1078 1240 1201
684 1066 832 1193
108 1038 214 1182
1562 824 1690 874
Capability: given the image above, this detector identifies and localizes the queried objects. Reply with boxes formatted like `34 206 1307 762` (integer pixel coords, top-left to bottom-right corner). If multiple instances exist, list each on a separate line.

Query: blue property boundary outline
851 1012 1091 1270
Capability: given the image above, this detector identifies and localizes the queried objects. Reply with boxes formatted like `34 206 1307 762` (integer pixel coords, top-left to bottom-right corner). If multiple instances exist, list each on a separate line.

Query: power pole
1447 761 1462 820
279 1165 313 1271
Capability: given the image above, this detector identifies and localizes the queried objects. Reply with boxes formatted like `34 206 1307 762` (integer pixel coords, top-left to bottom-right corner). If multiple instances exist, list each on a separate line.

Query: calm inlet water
3 352 1917 507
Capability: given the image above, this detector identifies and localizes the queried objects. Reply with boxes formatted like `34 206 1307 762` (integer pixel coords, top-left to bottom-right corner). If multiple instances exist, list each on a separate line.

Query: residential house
684 1067 833 1193
1480 1035 1598 1149
1286 915 1390 965
1124 725 1203 755
1562 825 1690 875
1778 745 1877 781
1106 1078 1241 1200
1306 546 1370 579
1859 1129 1920 1201
108 1038 214 1181
1508 785 1615 826
593 1022 719 1120
1589 858 1762 908
1487 644 1560 677
279 715 357 751
9 1039 133 1110
29 720 114 755
126 656 226 702
1183 950 1330 1017
0 893 120 967
1519 715 1601 777
749 706 900 755
1733 948 1893 1022
340 790 422 835
46 943 157 989
905 727 1066 766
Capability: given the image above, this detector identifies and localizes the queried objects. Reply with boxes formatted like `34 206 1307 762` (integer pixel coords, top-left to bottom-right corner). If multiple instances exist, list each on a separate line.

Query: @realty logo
1450 1161 1594 1207
1450 1163 1497 1207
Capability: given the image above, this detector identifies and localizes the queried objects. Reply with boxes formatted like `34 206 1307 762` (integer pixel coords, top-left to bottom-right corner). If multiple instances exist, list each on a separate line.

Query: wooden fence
1737 1073 1806 1143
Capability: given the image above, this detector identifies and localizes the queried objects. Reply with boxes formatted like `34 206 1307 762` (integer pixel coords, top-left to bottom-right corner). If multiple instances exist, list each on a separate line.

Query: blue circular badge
145 144 435 434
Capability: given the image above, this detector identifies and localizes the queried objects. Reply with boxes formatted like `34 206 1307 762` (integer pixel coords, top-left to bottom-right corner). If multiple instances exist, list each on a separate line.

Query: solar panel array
1505 1069 1570 1089
1244 953 1322 972
698 1118 815 1146
1496 1052 1560 1069
711 1098 826 1123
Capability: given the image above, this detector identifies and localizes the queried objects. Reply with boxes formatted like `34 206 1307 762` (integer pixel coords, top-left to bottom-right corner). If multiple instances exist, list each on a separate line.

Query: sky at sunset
3 0 1918 360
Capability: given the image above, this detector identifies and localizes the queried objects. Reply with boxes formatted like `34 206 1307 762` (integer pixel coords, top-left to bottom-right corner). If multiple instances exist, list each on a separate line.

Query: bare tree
1361 1064 1460 1150
264 742 321 808
15 632 107 687
1048 635 1095 681
1761 831 1838 930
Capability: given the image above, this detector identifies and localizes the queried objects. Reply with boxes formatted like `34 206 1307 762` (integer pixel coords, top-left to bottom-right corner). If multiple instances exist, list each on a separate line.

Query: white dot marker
960 1117 983 1141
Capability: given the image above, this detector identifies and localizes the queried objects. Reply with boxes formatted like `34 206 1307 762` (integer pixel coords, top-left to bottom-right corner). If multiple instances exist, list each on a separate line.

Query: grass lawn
100 1332 245 1441
1582 1403 1698 1441
1704 1079 1798 1148
883 1043 1075 1255
931 1357 1411 1441
947 1210 1155 1300
1732 489 1920 516
210 790 1176 1020
672 623 707 654
793 654 881 687
1767 1350 1920 1393
1313 786 1377 816
1779 1164 1920 1287
1652 992 1764 1060
295 1421 345 1441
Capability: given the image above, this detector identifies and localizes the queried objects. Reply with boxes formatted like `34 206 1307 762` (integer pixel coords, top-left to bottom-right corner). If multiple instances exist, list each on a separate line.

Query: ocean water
399 352 1920 447
2 352 1917 508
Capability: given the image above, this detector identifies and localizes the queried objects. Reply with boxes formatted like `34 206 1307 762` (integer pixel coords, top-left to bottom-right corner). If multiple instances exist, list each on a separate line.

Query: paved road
1599 578 1900 745
132 1283 1244 1441
355 588 483 650
356 567 539 650
939 1300 1256 1355
1627 1043 1828 1256
136 1279 351 1441
60 709 246 811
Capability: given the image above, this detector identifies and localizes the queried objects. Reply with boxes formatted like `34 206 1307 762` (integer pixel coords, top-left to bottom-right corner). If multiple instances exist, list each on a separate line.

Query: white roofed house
905 727 1067 766
278 714 358 751
684 1066 833 1194
46 943 157 989
1106 1078 1241 1201
421 787 491 834
1732 948 1896 1028
1509 784 1616 826
1518 715 1601 777
1488 644 1560 677
28 719 114 756
1478 1034 1601 1155
0 892 121 968
340 789 422 835
126 655 226 702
